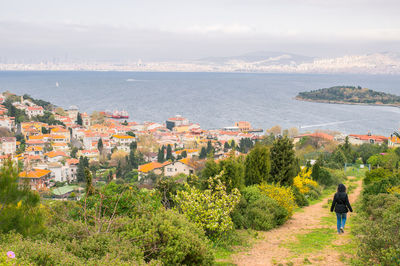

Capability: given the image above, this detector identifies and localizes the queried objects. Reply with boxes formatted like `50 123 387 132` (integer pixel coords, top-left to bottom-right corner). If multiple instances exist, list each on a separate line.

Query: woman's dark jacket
330 185 353 213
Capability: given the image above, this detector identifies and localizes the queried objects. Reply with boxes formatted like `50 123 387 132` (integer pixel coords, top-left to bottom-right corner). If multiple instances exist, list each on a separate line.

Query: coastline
294 96 400 108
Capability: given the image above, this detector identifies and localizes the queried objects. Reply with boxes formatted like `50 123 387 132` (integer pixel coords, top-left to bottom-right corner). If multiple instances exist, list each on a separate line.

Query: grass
284 228 337 254
345 167 368 179
214 229 260 264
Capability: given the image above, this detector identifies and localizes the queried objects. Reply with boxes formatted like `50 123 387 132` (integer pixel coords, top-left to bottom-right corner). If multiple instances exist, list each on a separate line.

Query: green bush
231 186 288 230
354 198 400 265
292 186 309 207
364 168 391 186
122 209 214 265
362 175 400 197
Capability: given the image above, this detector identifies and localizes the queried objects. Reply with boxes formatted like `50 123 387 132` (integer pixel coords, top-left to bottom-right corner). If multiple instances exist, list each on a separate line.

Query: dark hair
337 183 346 193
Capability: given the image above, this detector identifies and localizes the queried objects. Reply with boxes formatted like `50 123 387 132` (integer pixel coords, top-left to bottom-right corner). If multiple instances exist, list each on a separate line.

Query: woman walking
330 184 353 234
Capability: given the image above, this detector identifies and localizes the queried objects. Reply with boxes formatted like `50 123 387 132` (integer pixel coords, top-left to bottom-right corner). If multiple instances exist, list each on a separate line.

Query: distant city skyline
1 0 400 62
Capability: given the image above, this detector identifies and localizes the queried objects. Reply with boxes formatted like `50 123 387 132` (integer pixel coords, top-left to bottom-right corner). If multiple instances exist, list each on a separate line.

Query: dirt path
232 178 362 266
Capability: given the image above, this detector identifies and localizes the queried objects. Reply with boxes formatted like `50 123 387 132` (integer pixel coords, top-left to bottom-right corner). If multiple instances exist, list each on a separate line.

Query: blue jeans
336 213 347 233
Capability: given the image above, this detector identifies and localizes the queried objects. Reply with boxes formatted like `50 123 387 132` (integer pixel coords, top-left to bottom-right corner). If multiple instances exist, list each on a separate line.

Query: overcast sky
1 0 400 62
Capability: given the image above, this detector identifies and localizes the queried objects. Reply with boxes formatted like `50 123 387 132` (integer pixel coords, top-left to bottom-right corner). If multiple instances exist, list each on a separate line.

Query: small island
296 86 400 107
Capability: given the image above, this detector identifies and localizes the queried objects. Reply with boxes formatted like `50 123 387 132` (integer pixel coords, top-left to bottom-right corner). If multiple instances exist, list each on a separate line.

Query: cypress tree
97 138 103 153
244 144 271 185
77 112 83 125
166 144 173 161
270 136 296 185
157 147 165 162
199 147 207 159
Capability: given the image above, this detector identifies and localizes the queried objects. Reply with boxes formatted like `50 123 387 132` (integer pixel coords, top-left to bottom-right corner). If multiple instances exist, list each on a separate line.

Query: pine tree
166 144 173 161
244 144 271 185
230 140 236 149
199 147 207 159
206 141 214 155
219 154 245 192
116 160 122 178
157 147 165 162
224 142 230 152
270 136 296 185
130 141 137 151
77 112 83 125
97 138 104 153
0 158 43 236
77 156 89 182
85 168 95 195
181 150 187 158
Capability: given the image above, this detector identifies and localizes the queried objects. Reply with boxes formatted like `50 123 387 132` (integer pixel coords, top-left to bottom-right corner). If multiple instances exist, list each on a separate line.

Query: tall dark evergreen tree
270 136 296 185
77 156 89 182
181 150 187 158
166 144 173 161
77 112 83 125
244 144 271 185
224 142 230 152
157 147 165 162
206 141 214 155
85 168 95 195
130 141 137 151
199 147 207 159
97 138 104 153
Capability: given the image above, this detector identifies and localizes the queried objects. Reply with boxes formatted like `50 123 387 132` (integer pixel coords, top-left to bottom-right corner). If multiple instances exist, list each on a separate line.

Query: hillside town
0 91 397 198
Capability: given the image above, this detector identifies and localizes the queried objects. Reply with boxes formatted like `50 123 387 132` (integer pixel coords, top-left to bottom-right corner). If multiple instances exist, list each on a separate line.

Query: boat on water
111 110 129 119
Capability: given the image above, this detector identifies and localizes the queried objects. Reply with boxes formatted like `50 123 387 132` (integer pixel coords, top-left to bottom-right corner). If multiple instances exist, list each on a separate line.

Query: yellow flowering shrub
387 185 400 195
258 183 297 216
174 174 241 239
293 168 319 194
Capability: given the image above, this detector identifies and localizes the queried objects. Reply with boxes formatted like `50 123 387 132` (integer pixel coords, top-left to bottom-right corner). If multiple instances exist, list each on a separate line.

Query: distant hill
296 86 400 106
196 51 314 66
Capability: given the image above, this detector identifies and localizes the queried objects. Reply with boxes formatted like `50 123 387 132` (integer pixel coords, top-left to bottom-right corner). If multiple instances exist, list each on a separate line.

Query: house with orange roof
51 142 69 152
138 161 170 180
174 148 199 158
44 151 68 163
26 146 43 156
348 133 388 145
19 168 51 190
26 139 46 148
64 158 79 182
389 135 400 148
77 149 99 160
112 134 136 152
163 158 196 177
51 127 71 142
50 134 68 143
26 106 44 118
0 137 16 155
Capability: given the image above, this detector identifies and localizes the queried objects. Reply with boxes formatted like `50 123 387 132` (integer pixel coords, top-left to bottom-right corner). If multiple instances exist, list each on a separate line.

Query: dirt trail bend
232 178 362 266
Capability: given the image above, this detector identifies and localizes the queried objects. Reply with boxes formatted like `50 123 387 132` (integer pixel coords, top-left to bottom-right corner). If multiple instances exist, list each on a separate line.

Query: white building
26 106 44 118
0 137 16 155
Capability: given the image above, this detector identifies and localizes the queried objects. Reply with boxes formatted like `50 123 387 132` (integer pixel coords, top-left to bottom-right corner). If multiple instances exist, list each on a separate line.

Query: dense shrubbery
354 160 400 265
174 175 241 239
259 183 297 216
231 186 288 230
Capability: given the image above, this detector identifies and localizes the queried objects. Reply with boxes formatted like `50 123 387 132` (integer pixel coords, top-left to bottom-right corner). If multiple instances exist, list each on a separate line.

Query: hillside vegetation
296 86 400 106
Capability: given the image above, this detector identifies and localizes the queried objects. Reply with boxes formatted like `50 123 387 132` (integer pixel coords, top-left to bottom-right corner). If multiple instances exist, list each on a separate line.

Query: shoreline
295 96 400 108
